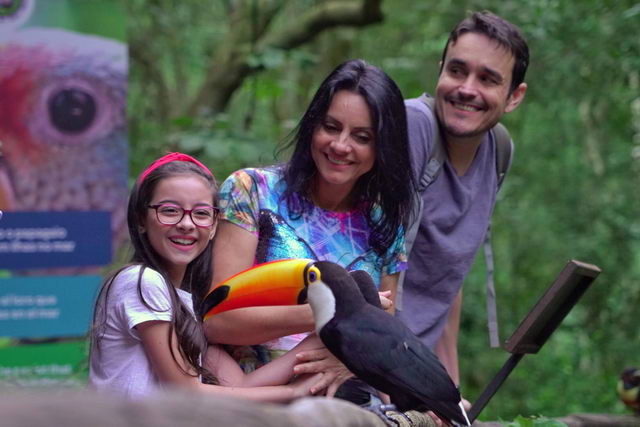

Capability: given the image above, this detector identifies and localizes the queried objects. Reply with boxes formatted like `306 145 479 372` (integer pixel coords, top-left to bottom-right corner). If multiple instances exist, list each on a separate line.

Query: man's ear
505 82 527 113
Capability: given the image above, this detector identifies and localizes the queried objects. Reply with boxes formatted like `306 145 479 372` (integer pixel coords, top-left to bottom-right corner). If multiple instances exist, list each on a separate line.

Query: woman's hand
293 347 354 397
378 290 393 311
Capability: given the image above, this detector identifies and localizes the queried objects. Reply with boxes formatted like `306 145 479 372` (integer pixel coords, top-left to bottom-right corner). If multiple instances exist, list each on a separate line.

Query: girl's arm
204 220 315 345
206 333 325 388
137 319 322 402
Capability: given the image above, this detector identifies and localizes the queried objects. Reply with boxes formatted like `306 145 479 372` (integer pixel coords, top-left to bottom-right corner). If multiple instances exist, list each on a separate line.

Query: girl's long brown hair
90 160 218 383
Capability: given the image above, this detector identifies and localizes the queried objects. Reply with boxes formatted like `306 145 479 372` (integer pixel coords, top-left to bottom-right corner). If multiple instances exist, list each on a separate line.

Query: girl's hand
293 347 354 397
288 373 325 399
425 411 445 426
378 290 393 311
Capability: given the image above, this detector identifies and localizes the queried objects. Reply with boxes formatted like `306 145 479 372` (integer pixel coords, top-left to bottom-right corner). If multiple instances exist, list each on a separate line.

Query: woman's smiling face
310 90 376 203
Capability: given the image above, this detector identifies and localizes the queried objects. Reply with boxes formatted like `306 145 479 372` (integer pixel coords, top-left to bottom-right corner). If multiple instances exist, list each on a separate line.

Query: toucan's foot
363 403 403 426
374 406 441 427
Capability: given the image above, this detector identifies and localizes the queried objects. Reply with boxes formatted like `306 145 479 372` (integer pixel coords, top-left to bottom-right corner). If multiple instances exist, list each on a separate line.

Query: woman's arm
137 320 322 402
204 220 315 345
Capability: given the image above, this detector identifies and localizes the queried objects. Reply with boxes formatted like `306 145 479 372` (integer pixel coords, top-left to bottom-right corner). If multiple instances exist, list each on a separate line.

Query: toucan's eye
308 267 320 283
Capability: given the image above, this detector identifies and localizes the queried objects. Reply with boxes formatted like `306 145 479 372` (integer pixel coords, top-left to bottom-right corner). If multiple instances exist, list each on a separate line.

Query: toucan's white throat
307 280 336 333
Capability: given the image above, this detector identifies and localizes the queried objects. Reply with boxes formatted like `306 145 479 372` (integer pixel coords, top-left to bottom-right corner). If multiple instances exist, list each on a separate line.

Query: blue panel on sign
0 275 101 338
0 211 112 269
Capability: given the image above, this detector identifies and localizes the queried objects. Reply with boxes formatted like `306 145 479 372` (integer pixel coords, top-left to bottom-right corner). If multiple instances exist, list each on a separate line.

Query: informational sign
0 0 129 260
0 275 101 338
0 0 127 388
0 340 88 387
0 211 111 270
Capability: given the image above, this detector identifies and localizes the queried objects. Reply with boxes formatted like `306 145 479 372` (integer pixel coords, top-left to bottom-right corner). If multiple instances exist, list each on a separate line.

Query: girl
89 152 324 400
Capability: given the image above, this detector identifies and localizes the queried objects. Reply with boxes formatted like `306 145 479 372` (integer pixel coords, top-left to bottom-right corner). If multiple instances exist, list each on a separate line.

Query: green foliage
171 115 279 182
126 0 640 421
503 415 568 427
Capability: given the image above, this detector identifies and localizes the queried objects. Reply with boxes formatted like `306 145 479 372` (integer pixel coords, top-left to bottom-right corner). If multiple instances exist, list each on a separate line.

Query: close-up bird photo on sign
0 0 128 270
0 0 128 389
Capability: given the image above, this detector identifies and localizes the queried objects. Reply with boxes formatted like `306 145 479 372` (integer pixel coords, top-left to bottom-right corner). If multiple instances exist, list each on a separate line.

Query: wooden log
2 389 635 427
0 389 385 427
557 413 639 426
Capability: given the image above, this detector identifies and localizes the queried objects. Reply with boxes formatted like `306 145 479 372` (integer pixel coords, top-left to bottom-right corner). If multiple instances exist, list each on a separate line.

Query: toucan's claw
363 403 402 427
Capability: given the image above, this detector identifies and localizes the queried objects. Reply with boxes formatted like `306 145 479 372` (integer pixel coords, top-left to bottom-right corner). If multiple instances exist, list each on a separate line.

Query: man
398 11 529 393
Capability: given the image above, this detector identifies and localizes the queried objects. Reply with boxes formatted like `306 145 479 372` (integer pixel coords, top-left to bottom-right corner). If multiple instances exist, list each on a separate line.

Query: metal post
468 353 525 423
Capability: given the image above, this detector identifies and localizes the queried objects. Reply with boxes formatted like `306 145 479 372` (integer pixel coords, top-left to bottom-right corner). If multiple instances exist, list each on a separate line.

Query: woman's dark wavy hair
90 160 218 382
279 59 415 256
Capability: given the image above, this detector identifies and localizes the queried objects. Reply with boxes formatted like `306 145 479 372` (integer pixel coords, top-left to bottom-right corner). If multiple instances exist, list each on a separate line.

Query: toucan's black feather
312 261 469 426
349 270 382 309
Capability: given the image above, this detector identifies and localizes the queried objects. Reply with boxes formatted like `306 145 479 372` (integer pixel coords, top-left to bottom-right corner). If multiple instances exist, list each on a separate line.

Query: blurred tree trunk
129 0 383 124
187 0 383 116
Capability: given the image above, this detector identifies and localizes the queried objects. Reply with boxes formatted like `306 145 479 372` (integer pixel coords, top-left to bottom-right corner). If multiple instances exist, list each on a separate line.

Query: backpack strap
483 124 513 347
493 123 514 189
396 94 446 310
399 93 513 348
416 93 446 193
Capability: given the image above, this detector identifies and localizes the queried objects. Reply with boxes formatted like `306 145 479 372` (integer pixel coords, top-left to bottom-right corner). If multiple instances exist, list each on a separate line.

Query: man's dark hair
440 11 529 94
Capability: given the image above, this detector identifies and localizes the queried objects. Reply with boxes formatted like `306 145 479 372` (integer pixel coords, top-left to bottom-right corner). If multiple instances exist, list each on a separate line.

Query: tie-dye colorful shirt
218 166 407 369
219 166 407 287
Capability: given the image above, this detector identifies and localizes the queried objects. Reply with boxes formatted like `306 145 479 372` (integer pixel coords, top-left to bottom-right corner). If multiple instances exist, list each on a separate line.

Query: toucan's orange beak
201 259 316 321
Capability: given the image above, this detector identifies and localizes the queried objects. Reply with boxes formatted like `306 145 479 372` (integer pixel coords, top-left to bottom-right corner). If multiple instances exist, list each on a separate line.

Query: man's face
435 32 526 144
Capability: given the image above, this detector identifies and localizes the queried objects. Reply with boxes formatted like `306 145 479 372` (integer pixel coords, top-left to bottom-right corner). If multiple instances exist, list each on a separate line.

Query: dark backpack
398 93 513 347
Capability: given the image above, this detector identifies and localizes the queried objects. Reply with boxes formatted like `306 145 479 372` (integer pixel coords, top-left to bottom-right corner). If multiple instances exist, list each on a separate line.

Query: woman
204 59 415 394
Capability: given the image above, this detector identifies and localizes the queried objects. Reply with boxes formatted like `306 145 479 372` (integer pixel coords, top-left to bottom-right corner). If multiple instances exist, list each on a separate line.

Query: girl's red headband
138 152 213 184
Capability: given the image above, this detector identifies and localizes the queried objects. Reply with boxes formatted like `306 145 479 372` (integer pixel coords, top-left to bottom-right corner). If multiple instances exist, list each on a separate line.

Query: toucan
307 261 470 426
618 366 640 414
200 259 470 426
200 260 379 319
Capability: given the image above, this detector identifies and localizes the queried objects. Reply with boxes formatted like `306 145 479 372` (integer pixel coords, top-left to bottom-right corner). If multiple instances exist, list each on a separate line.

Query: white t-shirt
89 265 195 398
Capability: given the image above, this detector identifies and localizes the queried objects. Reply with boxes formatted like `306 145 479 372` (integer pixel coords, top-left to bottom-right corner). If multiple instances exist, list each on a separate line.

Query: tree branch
185 0 383 117
129 40 171 124
259 0 383 50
